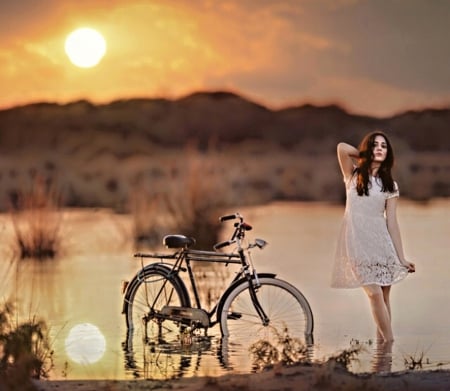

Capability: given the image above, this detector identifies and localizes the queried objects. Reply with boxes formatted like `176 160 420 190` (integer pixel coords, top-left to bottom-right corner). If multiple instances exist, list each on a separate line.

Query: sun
65 27 106 68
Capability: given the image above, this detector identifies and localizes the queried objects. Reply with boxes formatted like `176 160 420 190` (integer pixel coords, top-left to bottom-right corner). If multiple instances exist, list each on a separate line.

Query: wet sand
33 364 450 391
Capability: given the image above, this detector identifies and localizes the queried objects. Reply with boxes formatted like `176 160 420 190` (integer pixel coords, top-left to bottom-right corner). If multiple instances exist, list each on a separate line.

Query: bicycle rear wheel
219 277 313 347
125 265 190 344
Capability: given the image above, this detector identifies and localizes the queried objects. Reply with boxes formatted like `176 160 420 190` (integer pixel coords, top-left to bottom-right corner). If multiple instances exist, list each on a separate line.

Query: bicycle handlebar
213 240 235 250
238 222 252 231
219 213 252 230
220 213 239 222
216 213 254 252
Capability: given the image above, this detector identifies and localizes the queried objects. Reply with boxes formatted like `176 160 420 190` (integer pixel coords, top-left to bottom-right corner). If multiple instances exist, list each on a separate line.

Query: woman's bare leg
363 285 394 342
376 285 392 340
381 285 392 319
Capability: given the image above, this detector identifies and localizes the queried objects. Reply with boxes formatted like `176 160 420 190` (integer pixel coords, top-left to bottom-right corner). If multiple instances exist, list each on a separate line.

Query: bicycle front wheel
220 277 313 346
125 266 190 344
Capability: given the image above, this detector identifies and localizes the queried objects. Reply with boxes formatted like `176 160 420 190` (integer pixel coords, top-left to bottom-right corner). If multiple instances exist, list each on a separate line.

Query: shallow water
1 200 449 380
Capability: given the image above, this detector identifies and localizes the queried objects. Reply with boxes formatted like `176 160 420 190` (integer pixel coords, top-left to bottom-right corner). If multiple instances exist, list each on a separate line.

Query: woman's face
372 135 388 163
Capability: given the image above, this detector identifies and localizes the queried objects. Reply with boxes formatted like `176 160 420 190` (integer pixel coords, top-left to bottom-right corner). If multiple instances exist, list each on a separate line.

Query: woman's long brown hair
354 131 395 196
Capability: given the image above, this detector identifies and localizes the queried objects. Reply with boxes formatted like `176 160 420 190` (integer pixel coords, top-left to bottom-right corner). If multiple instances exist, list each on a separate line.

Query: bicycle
122 212 314 356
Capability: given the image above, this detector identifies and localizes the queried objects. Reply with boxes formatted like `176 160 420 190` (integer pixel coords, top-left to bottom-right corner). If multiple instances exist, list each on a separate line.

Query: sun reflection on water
65 323 106 365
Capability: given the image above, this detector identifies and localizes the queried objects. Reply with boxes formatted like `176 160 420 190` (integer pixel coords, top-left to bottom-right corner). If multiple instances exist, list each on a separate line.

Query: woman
331 131 415 342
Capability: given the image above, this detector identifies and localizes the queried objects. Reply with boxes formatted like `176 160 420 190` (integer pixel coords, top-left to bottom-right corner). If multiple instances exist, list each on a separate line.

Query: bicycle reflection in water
123 331 315 379
122 331 212 380
121 213 314 379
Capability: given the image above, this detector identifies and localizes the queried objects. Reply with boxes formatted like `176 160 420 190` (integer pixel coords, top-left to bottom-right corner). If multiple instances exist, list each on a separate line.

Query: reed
10 177 62 260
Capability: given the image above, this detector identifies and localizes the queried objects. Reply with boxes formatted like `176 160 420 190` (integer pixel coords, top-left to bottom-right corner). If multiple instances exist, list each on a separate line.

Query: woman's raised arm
337 142 359 180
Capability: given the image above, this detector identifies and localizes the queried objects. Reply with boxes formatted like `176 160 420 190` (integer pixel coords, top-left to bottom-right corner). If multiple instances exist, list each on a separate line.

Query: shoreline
32 363 450 391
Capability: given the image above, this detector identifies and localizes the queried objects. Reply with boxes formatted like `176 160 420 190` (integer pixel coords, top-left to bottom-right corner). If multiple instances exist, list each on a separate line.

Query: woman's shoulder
386 180 399 199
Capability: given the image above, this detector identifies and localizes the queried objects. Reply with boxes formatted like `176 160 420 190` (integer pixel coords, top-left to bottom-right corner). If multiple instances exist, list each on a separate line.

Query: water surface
1 200 448 379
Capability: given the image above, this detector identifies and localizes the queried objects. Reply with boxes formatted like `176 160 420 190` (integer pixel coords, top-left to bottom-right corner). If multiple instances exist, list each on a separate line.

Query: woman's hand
401 260 416 273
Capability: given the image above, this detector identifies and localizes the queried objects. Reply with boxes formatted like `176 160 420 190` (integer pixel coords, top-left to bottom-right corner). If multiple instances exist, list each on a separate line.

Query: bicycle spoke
221 277 313 347
126 267 189 345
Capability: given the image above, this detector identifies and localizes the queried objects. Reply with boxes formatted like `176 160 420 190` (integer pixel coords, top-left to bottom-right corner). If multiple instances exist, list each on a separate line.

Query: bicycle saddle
163 235 196 248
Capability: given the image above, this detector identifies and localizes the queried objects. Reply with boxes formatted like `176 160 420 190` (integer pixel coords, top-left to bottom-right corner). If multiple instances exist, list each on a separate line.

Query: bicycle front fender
216 273 276 319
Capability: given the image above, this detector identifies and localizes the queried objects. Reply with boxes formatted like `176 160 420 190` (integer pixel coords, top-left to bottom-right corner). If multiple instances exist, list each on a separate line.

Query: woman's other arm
337 142 359 180
386 197 416 272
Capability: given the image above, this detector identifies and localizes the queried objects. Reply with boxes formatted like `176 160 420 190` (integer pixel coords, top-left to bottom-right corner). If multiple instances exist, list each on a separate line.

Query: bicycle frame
129 246 270 330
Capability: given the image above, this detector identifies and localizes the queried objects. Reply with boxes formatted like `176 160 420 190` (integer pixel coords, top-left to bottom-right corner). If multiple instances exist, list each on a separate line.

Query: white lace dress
331 175 409 288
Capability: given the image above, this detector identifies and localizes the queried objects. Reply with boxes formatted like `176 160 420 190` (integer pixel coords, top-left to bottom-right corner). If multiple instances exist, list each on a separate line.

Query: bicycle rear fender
216 273 276 319
121 263 188 314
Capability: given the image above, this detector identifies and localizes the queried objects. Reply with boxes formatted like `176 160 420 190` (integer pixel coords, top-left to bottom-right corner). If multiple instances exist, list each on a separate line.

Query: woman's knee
381 286 391 300
363 285 384 301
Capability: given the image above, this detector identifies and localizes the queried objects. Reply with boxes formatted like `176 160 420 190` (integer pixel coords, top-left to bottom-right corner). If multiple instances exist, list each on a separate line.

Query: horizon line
1 89 449 120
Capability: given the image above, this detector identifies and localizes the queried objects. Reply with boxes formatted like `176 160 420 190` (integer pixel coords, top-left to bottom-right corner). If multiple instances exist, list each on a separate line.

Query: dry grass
129 145 234 250
128 189 171 249
10 176 63 260
327 344 363 370
249 326 311 371
191 262 231 312
164 145 229 249
404 350 428 370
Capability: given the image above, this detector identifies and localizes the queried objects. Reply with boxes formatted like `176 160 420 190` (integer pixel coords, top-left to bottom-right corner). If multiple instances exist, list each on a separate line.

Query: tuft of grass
10 176 62 260
249 340 280 371
403 344 433 371
0 302 53 390
327 341 364 371
248 326 311 371
404 351 425 370
277 329 310 366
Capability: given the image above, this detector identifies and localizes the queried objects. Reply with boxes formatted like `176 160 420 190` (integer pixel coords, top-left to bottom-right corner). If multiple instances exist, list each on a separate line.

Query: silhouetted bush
0 302 53 390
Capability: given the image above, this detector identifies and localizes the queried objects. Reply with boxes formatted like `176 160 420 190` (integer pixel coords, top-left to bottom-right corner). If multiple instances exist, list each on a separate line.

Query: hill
1 91 449 152
0 91 448 210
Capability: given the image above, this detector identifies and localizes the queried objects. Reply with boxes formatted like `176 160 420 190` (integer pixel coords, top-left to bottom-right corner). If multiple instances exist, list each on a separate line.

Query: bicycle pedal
227 312 242 320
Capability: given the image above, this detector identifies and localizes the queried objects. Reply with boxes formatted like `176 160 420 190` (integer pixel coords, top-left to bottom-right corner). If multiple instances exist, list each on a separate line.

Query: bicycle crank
160 306 210 328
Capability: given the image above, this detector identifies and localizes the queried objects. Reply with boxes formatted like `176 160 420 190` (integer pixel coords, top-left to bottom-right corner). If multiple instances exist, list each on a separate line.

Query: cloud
0 0 449 115
297 0 450 94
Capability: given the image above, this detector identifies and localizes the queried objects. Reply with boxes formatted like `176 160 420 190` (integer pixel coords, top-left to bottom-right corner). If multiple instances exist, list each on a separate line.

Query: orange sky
1 0 449 116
